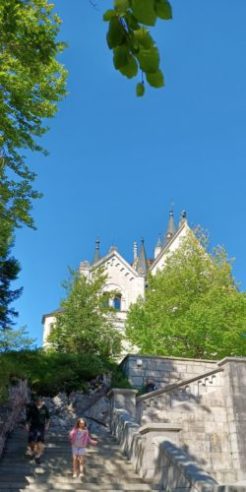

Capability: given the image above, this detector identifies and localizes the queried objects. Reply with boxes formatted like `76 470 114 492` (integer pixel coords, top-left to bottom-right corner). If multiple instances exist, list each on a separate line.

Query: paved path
0 425 161 491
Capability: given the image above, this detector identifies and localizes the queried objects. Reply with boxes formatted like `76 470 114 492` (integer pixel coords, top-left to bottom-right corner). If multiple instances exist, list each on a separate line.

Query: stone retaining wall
120 354 217 389
136 367 235 482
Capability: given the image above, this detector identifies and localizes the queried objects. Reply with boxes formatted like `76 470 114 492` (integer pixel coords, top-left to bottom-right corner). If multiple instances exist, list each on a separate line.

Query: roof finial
92 238 101 264
179 210 187 227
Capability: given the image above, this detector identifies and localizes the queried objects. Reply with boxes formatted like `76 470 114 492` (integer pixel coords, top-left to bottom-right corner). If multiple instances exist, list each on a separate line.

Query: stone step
4 485 161 491
0 426 160 492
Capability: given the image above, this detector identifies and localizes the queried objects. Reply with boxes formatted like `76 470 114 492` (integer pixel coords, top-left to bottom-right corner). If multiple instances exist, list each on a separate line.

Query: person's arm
25 404 32 430
88 431 98 446
45 406 50 430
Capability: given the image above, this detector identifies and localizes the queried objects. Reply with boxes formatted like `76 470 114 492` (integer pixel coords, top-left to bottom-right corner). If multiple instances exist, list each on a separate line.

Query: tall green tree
126 232 246 359
0 1 67 337
48 269 122 359
0 0 67 231
104 0 172 95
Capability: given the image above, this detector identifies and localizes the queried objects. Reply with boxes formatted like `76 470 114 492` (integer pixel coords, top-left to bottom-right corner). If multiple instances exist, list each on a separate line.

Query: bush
0 350 110 397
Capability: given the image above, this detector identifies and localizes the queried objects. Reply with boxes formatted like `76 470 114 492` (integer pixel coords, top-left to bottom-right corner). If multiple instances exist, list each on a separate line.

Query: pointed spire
164 209 176 244
154 234 162 259
136 238 148 277
92 238 101 264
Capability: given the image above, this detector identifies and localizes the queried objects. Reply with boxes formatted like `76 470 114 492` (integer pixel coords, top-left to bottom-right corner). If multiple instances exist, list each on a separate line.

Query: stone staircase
0 425 161 491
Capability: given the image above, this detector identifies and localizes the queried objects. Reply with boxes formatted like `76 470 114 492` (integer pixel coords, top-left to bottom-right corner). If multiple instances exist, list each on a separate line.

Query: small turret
79 260 90 278
92 238 101 264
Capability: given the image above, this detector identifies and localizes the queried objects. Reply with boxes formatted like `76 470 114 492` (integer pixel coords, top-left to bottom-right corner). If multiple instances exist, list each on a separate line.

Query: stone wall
113 357 246 488
136 367 235 483
121 354 217 389
109 401 219 491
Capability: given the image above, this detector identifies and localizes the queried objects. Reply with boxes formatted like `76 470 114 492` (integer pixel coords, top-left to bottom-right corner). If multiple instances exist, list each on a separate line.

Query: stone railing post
218 357 246 480
108 388 138 424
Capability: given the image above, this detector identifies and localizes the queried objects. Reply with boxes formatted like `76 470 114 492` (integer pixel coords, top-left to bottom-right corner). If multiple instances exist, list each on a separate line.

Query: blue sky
14 0 246 346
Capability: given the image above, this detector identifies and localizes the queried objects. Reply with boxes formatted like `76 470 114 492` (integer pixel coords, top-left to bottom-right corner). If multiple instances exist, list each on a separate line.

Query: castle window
113 294 122 311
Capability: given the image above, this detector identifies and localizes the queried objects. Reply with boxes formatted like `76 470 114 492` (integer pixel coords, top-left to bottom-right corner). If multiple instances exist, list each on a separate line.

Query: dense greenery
126 232 246 359
104 0 172 95
48 269 122 358
0 349 130 400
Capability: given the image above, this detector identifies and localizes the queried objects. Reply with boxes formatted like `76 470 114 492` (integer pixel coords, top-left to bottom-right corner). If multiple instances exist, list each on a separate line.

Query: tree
0 0 67 231
126 232 246 359
0 226 34 351
104 0 172 96
0 229 22 332
0 1 67 336
48 269 122 359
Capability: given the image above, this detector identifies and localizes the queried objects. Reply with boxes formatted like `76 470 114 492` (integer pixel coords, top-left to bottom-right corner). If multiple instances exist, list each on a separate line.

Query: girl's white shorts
72 446 86 456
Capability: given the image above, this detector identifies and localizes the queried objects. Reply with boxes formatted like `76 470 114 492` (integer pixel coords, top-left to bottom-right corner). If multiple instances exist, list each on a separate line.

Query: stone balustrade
109 398 219 491
110 357 246 488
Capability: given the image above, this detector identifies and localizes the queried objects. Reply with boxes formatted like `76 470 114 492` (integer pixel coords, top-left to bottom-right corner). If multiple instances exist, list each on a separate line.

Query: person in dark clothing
25 396 50 464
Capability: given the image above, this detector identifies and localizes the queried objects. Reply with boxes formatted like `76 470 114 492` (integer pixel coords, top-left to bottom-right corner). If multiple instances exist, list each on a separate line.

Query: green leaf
137 47 160 73
103 10 116 21
114 0 129 12
107 17 125 49
119 55 138 78
134 28 155 49
136 82 145 96
125 12 140 30
155 0 172 20
146 69 164 87
113 45 129 69
131 0 157 26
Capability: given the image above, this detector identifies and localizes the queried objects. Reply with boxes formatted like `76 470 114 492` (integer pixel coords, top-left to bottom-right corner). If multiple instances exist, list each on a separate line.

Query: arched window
113 294 122 311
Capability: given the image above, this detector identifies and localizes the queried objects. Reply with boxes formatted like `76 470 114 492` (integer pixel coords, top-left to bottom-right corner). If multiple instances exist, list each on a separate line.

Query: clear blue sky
14 0 246 346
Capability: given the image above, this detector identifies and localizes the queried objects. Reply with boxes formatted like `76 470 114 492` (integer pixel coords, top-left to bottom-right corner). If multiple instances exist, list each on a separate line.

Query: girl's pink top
69 428 93 448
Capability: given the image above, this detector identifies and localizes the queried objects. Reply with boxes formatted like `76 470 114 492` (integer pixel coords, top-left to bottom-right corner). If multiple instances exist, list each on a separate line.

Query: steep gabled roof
90 247 140 278
150 220 190 273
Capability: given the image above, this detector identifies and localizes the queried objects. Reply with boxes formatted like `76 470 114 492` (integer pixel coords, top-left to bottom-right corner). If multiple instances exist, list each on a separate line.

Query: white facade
42 210 191 346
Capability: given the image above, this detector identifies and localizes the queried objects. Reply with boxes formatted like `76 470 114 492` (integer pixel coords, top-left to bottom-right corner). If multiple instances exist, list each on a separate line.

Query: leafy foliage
126 232 246 359
103 0 172 95
0 0 67 230
48 269 122 359
0 350 108 397
0 349 130 399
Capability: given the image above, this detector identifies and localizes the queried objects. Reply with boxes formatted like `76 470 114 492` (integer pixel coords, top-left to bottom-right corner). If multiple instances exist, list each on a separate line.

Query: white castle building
42 210 190 345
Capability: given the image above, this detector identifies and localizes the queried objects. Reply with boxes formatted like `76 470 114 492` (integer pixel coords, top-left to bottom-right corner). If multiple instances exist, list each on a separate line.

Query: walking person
69 418 97 478
25 395 50 464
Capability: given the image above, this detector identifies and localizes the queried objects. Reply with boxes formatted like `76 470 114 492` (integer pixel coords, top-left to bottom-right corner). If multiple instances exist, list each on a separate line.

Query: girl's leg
72 455 78 477
78 455 85 476
36 441 44 458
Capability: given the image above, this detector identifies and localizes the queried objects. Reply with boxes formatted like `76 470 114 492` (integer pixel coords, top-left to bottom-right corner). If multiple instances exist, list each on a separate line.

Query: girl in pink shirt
69 418 97 478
